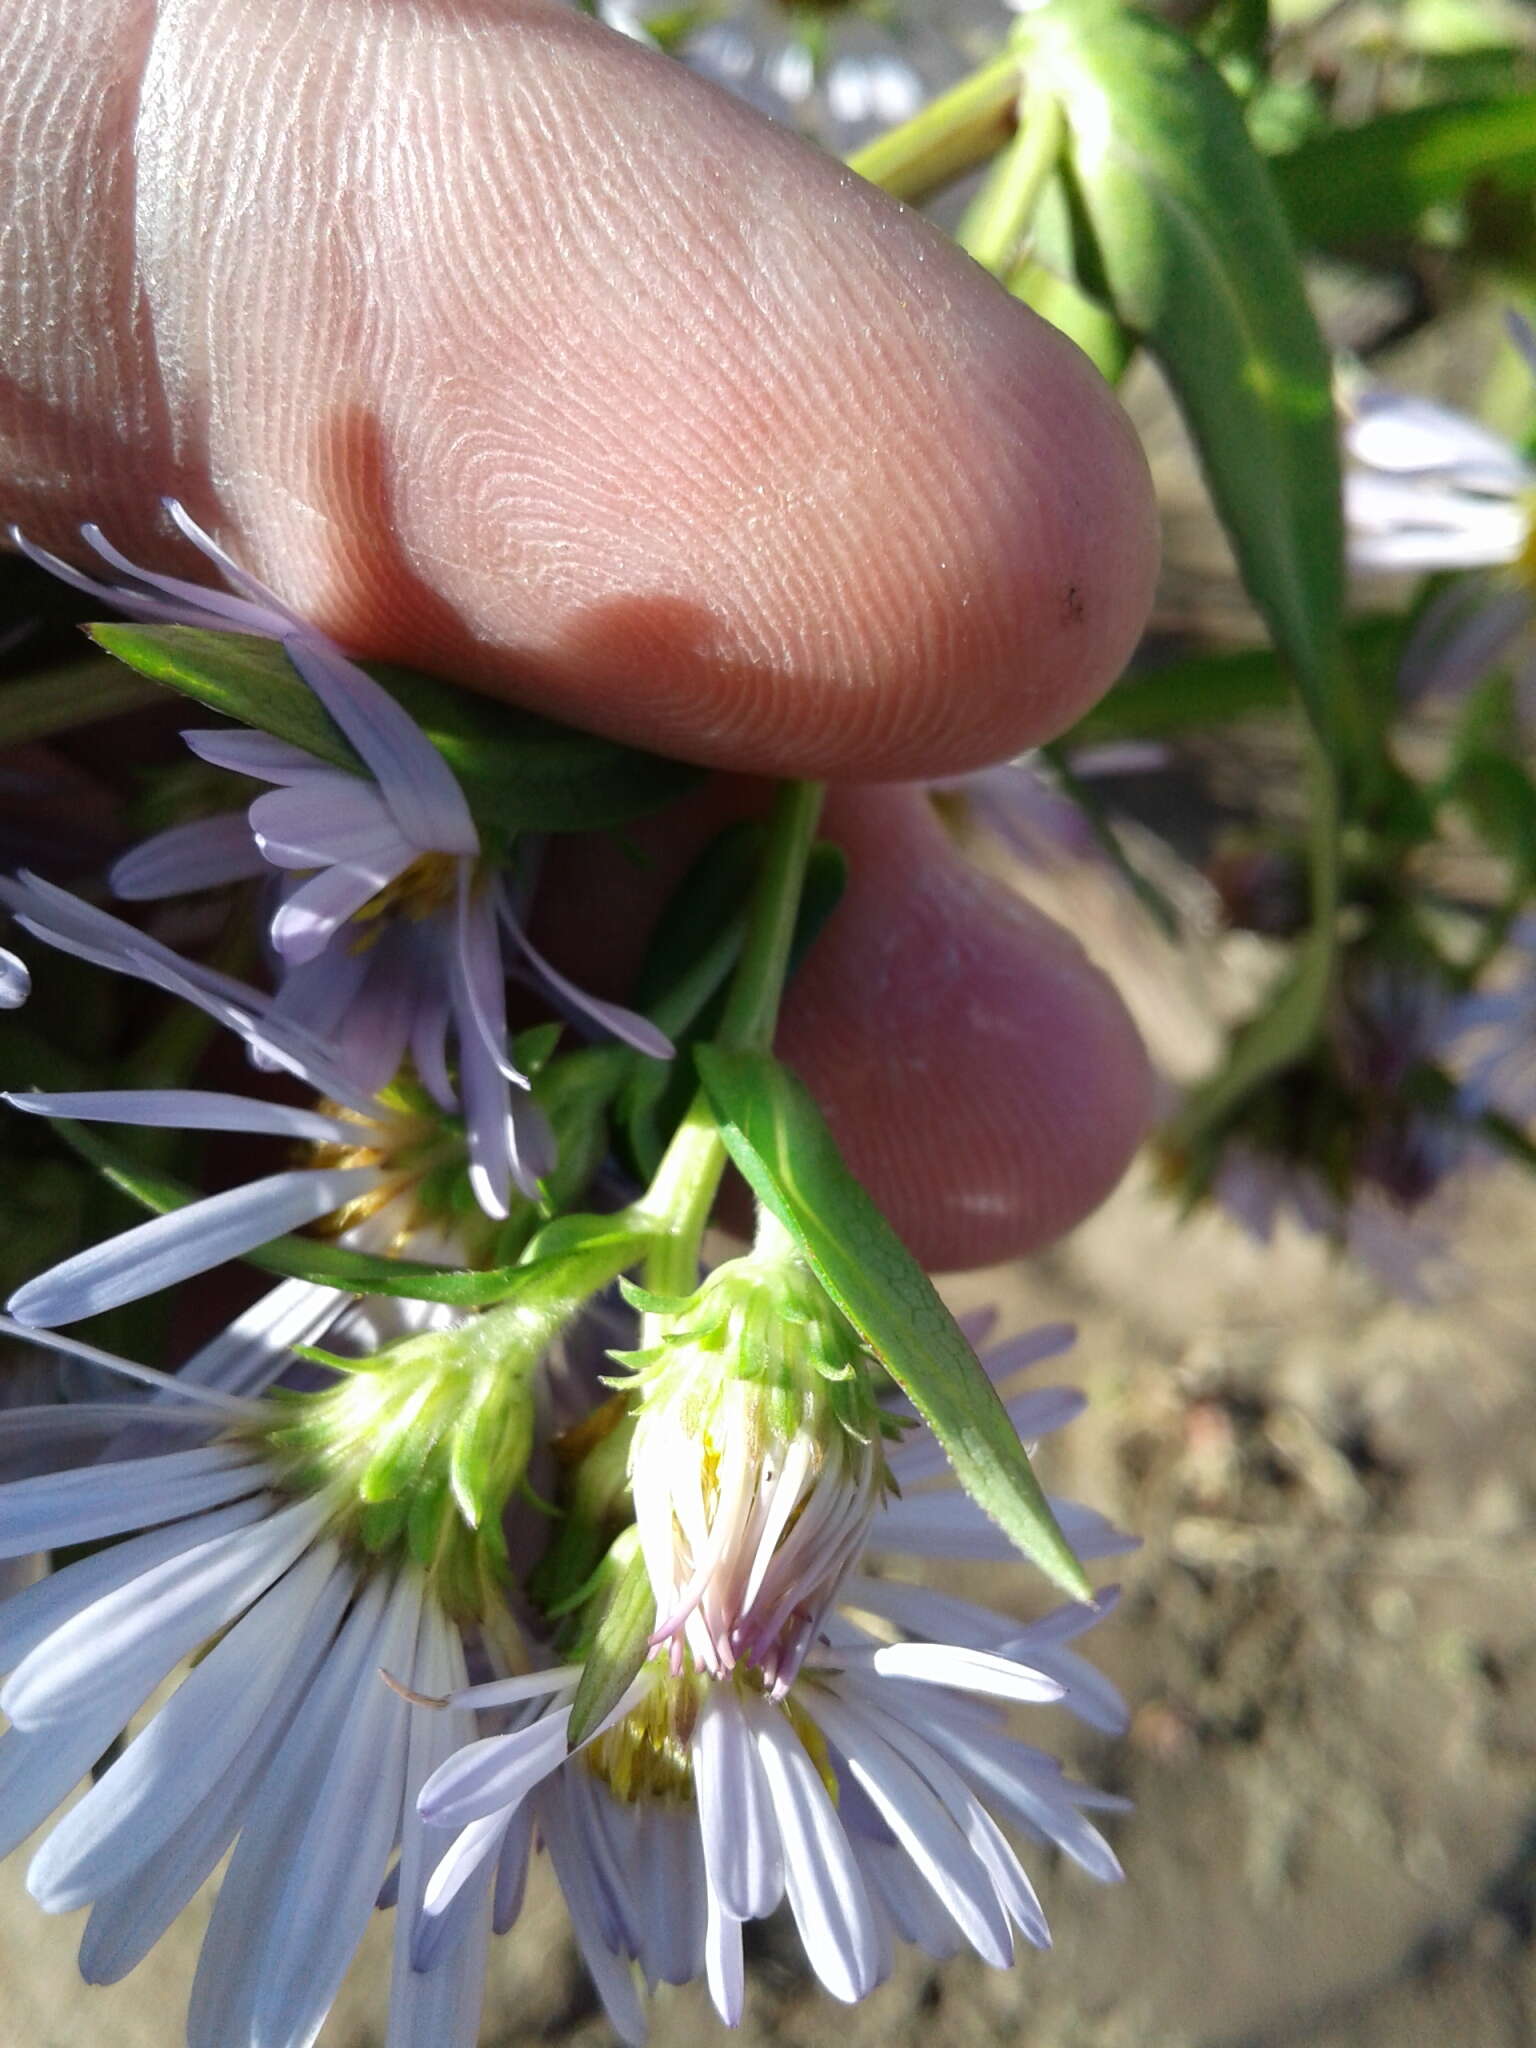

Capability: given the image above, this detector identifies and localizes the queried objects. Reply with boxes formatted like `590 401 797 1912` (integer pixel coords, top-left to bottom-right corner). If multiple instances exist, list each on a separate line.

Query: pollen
347 851 459 950
585 1679 701 1804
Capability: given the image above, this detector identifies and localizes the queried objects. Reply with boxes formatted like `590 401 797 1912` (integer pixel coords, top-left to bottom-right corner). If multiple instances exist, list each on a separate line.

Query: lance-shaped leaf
566 1540 655 1751
1014 0 1344 739
1272 95 1536 251
695 1046 1091 1602
87 623 700 836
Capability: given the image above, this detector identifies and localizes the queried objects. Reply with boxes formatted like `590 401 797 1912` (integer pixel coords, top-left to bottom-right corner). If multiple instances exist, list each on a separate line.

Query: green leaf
695 1047 1091 1602
1271 95 1536 247
1015 0 1344 741
0 659 164 745
566 1540 655 1750
87 624 700 836
1072 616 1404 747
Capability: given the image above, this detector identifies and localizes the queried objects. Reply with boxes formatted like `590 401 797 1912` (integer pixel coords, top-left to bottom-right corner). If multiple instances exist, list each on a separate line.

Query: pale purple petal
1346 387 1530 488
3 1087 356 1146
282 632 479 856
181 728 333 784
248 778 402 868
695 1683 784 1921
499 892 673 1061
0 1446 263 1559
1397 581 1533 702
418 1714 571 1831
6 1164 384 1327
110 814 267 900
270 852 416 964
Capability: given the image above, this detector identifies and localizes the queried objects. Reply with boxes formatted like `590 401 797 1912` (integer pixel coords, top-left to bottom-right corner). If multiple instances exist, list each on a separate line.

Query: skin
0 0 1161 1270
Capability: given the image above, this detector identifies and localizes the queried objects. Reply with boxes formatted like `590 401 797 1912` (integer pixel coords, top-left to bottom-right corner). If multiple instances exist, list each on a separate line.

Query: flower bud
616 1231 897 1695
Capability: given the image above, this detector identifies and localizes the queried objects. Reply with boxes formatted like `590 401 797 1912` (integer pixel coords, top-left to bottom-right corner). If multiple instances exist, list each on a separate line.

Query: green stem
634 779 827 1293
847 48 1022 203
717 780 826 1055
956 94 1064 277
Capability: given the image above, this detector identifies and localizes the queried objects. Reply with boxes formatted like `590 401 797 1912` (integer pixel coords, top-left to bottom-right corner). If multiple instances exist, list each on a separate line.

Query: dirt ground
4 1140 1533 2048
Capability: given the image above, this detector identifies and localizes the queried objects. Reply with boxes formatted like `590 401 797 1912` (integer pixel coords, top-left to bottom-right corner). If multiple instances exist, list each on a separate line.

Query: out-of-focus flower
1446 914 1536 1126
0 945 27 1008
15 505 671 1209
1341 318 1536 721
409 1312 1133 2038
1204 956 1479 1303
608 0 1013 155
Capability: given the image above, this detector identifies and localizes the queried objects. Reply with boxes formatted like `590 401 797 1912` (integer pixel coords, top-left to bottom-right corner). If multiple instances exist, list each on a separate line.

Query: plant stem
636 779 826 1292
717 779 826 1055
847 48 1022 203
956 94 1064 277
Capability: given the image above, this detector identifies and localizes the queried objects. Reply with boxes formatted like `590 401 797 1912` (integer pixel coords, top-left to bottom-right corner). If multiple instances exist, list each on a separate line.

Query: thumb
1 0 1156 780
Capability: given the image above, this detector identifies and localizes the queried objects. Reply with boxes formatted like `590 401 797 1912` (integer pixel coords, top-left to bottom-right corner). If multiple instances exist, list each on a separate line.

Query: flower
612 0 1012 156
0 1313 492 2048
616 1230 897 1695
1341 316 1536 721
0 1263 583 2045
0 875 507 1327
1204 955 1477 1303
15 502 672 1209
1444 914 1536 1125
409 1311 1133 2038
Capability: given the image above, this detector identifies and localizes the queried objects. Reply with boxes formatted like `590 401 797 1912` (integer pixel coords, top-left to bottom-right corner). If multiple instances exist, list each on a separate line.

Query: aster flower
1204 959 1479 1303
1341 317 1536 722
616 1227 897 1696
0 1266 582 2047
1444 914 1536 1126
0 876 506 1327
409 1310 1133 2037
15 502 671 1203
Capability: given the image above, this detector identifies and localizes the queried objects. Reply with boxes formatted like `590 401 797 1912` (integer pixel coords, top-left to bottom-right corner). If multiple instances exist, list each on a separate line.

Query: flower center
347 850 461 950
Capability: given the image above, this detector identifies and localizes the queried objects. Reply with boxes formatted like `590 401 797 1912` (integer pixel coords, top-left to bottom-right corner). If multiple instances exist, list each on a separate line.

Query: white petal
860 1641 1064 1706
3 1490 325 1729
695 1683 784 1920
110 813 266 900
7 1164 384 1327
0 1443 262 1559
3 1087 356 1145
748 1694 880 2003
27 1538 341 1908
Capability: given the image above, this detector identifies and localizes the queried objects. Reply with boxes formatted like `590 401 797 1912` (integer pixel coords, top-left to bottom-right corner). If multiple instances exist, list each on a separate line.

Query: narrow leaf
87 624 700 835
1016 0 1344 738
696 1047 1091 1602
566 1541 655 1751
1271 95 1536 249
